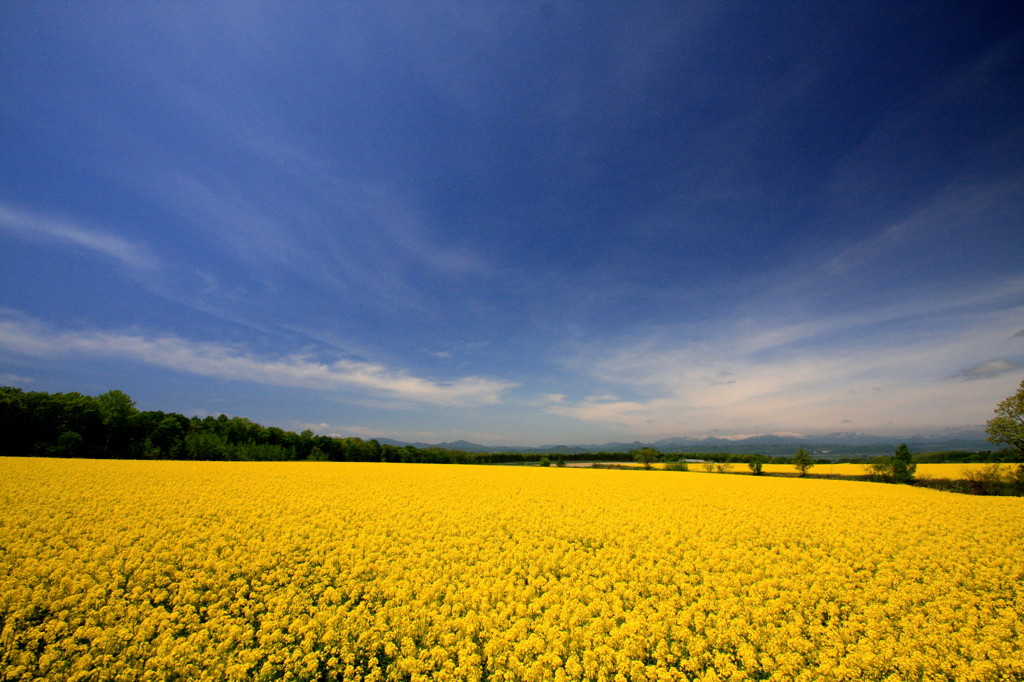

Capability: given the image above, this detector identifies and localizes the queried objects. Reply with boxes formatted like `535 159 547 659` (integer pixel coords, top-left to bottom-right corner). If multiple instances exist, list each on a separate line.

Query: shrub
961 463 1008 495
1011 463 1024 495
866 456 894 482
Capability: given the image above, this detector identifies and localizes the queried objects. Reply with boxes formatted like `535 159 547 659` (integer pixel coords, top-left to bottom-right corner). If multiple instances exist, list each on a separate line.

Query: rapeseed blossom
1 458 1021 680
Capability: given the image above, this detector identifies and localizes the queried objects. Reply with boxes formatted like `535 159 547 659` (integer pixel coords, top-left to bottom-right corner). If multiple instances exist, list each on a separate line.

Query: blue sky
2 2 1022 446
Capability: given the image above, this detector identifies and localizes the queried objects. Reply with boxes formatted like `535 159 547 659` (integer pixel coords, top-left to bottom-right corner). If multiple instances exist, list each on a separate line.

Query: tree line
0 387 667 465
0 387 530 463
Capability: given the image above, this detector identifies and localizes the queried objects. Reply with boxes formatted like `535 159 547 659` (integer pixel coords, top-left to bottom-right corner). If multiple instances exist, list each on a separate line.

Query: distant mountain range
366 427 993 457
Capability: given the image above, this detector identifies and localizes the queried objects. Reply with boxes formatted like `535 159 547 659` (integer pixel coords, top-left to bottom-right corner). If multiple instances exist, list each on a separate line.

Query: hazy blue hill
372 428 991 457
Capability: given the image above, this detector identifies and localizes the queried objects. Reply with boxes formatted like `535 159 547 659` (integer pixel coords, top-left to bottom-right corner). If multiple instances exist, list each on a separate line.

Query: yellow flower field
1 458 1022 681
744 463 993 477
625 461 1017 480
755 462 1020 479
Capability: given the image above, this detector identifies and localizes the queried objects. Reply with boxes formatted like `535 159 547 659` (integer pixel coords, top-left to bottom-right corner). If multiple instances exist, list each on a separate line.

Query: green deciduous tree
184 431 228 460
986 378 1024 455
96 390 137 458
748 454 767 476
891 443 916 484
792 447 814 477
866 443 918 484
986 379 1024 494
631 447 659 470
55 430 84 458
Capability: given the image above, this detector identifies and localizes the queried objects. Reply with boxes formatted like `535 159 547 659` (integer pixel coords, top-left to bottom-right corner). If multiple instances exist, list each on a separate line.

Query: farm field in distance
608 462 1019 479
1 458 1022 681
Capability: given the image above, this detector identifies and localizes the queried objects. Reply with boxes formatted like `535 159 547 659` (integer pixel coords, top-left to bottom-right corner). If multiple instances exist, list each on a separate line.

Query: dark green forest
0 387 634 464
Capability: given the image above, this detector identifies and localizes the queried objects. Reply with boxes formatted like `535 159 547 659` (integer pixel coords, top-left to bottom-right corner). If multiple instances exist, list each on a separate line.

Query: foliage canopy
986 378 1024 454
792 447 814 476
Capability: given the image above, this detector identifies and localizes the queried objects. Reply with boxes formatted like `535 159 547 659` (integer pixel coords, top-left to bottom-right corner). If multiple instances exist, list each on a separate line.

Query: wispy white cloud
0 203 160 271
289 422 385 439
331 425 388 440
289 420 524 447
154 152 491 314
546 395 678 428
159 172 298 267
818 176 1024 280
0 315 516 407
952 359 1023 381
548 286 1024 436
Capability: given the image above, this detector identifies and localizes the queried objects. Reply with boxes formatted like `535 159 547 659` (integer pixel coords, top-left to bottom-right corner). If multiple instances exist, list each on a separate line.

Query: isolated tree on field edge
891 443 916 484
985 378 1024 493
987 378 1024 455
632 447 659 470
792 447 814 477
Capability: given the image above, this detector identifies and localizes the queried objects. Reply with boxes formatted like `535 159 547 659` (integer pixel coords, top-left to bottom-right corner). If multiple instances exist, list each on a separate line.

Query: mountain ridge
364 428 992 456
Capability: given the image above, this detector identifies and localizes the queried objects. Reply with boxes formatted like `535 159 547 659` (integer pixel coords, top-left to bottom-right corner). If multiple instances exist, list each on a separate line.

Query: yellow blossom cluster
1 458 1022 681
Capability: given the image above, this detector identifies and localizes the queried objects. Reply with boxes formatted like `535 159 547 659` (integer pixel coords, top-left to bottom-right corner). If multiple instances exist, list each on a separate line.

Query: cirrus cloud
0 203 160 272
544 285 1024 437
952 359 1023 381
0 314 515 407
